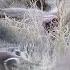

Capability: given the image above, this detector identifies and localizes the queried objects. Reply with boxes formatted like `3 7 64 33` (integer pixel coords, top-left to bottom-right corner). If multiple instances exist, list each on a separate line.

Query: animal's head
43 15 59 33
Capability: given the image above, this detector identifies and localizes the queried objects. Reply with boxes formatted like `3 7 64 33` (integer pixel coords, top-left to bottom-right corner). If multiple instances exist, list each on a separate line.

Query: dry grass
0 0 70 70
0 7 58 70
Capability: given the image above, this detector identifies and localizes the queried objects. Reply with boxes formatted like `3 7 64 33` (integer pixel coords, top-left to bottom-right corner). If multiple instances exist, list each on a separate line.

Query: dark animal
43 15 59 33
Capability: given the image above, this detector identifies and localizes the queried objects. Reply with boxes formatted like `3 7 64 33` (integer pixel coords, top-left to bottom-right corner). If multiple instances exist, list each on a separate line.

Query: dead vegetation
0 0 70 70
